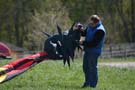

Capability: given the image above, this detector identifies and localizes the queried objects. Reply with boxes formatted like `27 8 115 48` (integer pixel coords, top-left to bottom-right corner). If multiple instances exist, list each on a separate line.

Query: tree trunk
14 0 21 46
116 0 130 42
131 0 135 42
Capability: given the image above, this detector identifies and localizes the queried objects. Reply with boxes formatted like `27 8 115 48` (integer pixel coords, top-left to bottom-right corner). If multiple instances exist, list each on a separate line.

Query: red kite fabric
0 51 48 83
0 42 11 57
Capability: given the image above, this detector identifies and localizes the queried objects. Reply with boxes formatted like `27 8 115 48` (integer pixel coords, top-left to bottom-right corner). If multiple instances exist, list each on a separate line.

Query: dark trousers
83 51 100 87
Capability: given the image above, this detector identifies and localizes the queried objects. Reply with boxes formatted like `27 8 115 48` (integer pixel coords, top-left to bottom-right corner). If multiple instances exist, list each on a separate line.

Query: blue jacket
85 21 106 54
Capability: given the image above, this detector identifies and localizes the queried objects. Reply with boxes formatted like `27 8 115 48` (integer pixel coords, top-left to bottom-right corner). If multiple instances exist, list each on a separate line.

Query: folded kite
0 42 11 59
0 52 48 83
0 23 82 83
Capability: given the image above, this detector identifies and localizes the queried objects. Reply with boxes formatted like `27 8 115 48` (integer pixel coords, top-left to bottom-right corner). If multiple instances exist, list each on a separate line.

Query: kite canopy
0 42 11 58
44 23 82 67
0 23 82 83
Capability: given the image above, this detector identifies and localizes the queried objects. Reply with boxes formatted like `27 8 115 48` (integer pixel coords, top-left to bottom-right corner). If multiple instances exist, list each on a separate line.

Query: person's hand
79 40 84 45
79 36 85 45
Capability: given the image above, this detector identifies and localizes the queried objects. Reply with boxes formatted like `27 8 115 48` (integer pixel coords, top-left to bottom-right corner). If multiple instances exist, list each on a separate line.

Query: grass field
0 57 135 90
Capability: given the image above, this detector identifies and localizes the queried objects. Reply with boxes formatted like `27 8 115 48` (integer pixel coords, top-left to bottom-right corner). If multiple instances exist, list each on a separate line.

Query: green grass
0 57 135 90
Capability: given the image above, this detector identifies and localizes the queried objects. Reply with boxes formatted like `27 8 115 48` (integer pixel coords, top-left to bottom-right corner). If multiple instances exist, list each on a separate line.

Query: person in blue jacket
80 15 106 88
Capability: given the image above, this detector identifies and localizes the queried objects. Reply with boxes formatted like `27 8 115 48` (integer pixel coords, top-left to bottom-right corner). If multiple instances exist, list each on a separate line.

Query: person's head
89 15 100 27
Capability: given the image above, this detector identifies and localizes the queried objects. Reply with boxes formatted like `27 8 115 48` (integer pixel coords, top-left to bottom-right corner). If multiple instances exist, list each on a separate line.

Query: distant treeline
0 0 134 50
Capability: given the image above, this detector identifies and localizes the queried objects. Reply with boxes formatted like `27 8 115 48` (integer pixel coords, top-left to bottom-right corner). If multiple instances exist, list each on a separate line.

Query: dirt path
100 62 135 68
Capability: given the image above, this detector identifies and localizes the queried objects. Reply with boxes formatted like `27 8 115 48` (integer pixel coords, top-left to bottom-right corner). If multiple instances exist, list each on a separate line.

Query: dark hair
90 15 100 23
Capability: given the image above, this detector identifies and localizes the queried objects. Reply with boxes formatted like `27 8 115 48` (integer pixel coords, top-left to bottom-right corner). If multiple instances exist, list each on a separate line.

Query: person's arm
82 30 105 48
79 27 87 43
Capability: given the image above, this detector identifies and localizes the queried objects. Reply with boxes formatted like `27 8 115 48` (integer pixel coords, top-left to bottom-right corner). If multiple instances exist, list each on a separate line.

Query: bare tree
116 0 131 42
131 0 135 42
